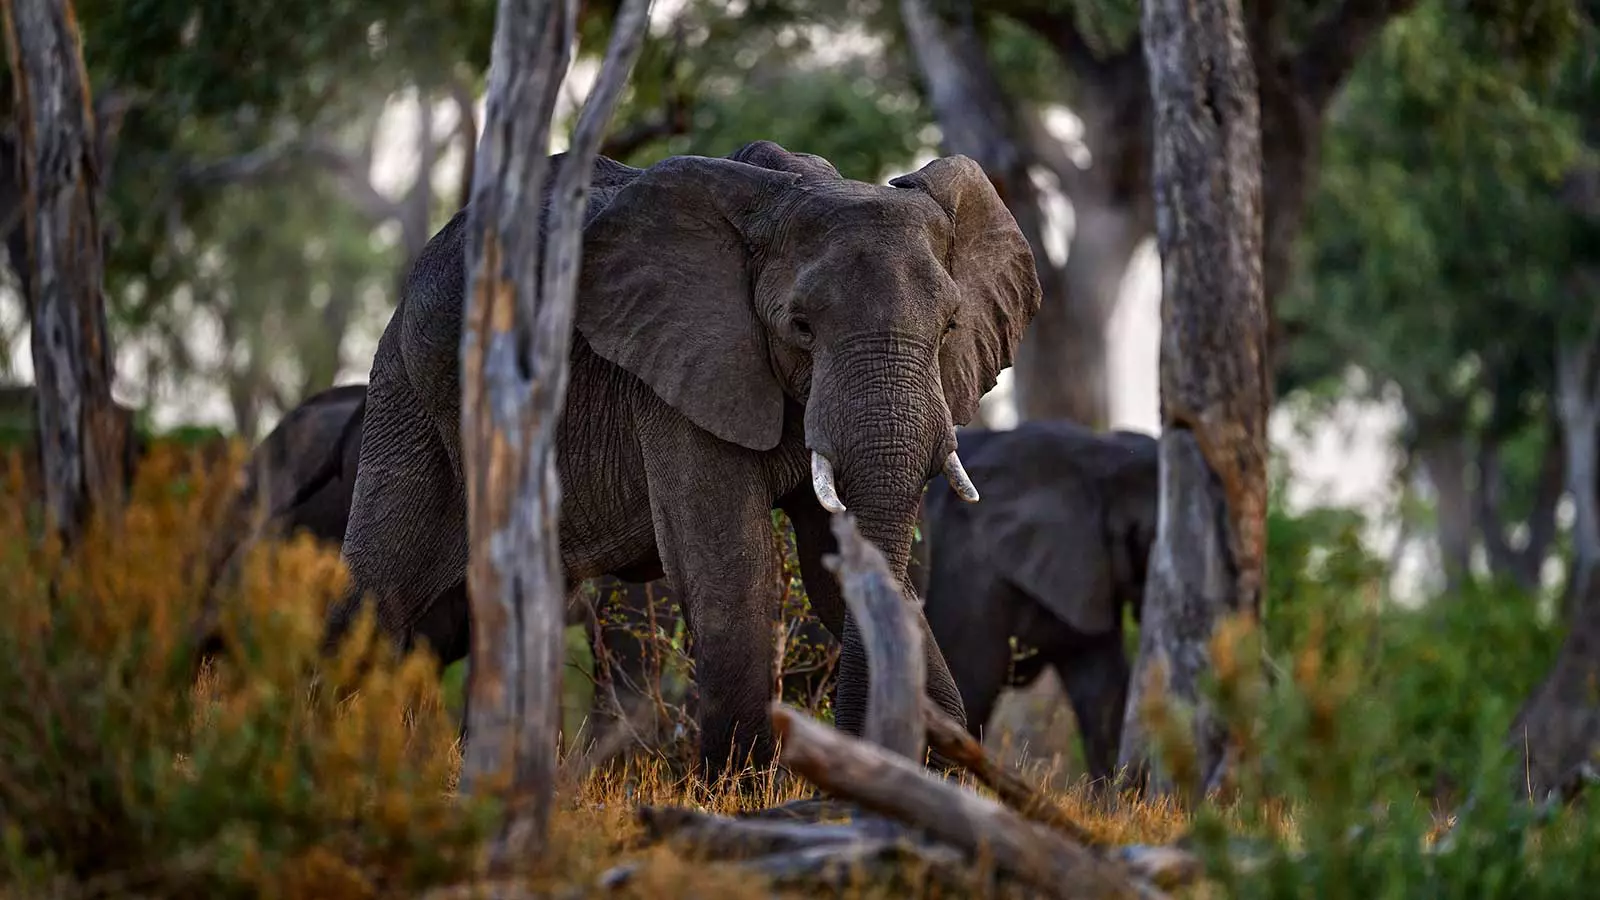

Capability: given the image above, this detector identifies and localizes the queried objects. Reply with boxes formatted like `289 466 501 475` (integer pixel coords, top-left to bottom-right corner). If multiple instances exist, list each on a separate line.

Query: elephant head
574 144 1041 581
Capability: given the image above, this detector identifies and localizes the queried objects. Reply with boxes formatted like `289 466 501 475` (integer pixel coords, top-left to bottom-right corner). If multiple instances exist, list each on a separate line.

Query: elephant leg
642 427 784 783
779 491 967 754
918 548 1020 742
325 381 467 658
1052 635 1131 787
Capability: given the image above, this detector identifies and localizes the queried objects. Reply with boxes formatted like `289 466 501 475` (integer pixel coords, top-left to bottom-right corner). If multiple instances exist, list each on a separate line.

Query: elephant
325 139 1042 777
914 420 1158 784
196 384 834 746
194 383 381 659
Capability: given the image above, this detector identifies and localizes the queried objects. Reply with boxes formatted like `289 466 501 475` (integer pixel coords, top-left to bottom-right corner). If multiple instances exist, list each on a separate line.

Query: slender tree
2 0 124 543
1115 0 1269 800
457 0 652 867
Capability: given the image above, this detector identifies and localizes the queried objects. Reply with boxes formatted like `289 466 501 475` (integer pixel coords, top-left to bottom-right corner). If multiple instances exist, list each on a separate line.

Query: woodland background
0 0 1597 896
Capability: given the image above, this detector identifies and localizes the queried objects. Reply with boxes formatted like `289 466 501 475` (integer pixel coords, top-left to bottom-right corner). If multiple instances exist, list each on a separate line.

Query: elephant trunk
803 341 969 740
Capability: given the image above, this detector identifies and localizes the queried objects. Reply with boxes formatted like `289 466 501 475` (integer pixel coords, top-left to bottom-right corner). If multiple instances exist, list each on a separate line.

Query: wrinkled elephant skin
917 420 1158 783
327 140 1043 777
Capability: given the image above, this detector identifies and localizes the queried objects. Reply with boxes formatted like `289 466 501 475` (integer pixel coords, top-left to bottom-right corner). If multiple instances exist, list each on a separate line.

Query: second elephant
916 420 1158 783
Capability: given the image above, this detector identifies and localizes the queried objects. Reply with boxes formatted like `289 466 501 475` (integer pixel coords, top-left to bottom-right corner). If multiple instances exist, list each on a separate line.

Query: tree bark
2 0 124 543
1115 0 1268 802
1417 431 1474 594
457 0 651 867
827 512 925 762
771 706 1142 900
1510 307 1600 800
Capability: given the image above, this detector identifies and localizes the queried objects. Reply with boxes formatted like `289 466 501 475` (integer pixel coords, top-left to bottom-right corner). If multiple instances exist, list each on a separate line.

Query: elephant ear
727 139 842 181
576 156 801 451
889 156 1041 425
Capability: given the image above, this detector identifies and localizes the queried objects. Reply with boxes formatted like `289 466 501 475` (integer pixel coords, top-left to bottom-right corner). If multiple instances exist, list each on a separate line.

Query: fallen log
637 805 874 858
772 703 1148 900
739 837 969 890
825 512 926 762
922 698 1103 847
739 797 861 823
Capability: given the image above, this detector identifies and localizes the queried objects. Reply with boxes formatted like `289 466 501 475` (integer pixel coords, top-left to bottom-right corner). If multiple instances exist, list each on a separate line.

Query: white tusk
944 452 980 503
811 451 847 514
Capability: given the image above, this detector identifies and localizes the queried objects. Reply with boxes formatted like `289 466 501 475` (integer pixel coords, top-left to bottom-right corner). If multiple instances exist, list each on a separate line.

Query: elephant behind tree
328 139 1042 777
916 420 1158 784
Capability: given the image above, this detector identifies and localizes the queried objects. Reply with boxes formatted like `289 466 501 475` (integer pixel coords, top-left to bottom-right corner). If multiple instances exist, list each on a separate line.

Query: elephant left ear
889 156 1041 425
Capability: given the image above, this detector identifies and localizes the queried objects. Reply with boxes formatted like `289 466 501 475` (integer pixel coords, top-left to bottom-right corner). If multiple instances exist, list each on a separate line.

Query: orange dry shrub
0 442 490 899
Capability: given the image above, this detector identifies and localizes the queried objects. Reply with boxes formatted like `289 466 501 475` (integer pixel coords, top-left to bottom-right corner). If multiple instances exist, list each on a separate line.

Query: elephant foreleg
642 422 786 783
1052 636 1131 787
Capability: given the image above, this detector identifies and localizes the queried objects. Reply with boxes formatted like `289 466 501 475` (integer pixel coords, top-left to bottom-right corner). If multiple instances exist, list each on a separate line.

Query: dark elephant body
917 420 1158 782
201 386 822 742
329 141 1042 775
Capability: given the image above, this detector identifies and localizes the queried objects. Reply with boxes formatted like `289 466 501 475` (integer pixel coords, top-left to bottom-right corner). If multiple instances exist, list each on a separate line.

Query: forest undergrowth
0 442 1595 899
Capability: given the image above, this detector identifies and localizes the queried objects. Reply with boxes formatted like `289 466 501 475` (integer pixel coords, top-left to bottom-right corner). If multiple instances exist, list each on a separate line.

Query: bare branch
826 513 925 761
1291 0 1421 110
458 0 654 867
921 699 1102 846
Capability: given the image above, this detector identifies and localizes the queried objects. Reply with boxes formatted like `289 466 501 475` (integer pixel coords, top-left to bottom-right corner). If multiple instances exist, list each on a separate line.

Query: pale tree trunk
2 0 124 543
1116 0 1268 803
457 0 651 868
1417 431 1474 593
1510 303 1600 800
1011 59 1153 428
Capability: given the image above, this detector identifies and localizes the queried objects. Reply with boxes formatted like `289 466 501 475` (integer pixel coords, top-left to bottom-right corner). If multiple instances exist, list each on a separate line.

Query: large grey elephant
198 383 835 745
326 140 1042 776
914 420 1158 783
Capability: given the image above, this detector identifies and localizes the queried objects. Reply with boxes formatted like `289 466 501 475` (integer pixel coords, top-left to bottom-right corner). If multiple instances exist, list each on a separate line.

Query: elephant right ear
576 156 801 451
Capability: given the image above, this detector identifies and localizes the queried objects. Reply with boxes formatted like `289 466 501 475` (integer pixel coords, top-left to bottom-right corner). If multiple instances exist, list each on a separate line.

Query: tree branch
1291 0 1421 110
449 74 478 212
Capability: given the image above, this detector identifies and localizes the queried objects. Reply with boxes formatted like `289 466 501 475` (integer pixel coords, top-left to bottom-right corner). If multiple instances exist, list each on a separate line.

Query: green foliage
1283 0 1597 422
1160 523 1591 899
1186 587 1593 899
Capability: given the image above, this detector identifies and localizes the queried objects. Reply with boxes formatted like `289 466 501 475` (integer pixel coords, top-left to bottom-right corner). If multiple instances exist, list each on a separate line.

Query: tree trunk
1011 188 1147 427
1011 57 1153 428
1477 420 1564 594
458 0 651 867
2 0 124 543
1417 431 1474 594
1509 311 1600 800
899 0 1086 424
1116 0 1268 802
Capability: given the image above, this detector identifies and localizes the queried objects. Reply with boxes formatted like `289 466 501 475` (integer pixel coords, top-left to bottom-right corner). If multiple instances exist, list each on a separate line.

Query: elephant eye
793 315 814 340
945 318 958 334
